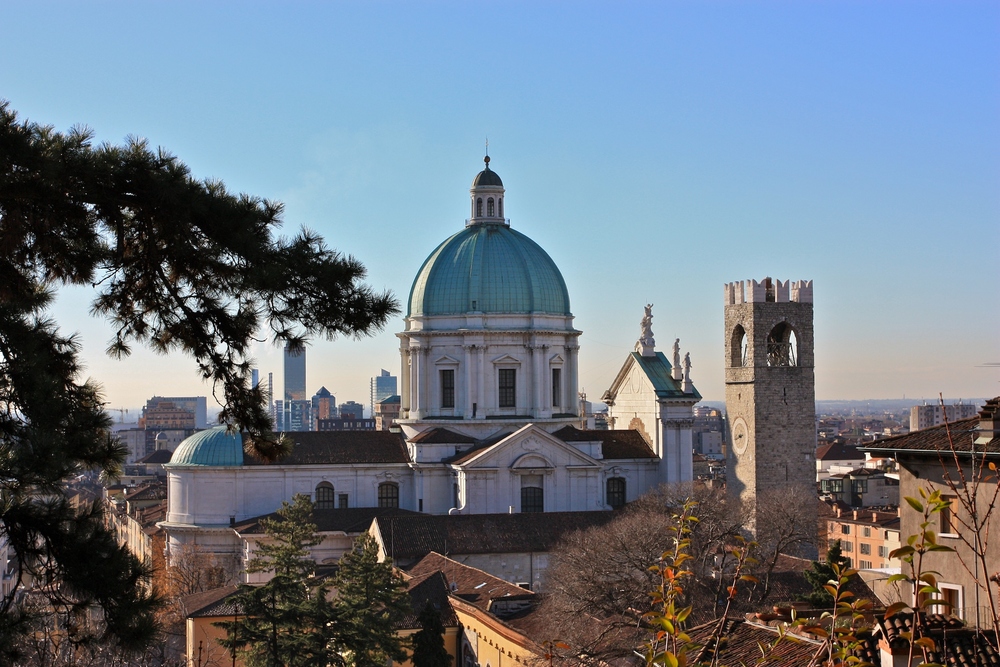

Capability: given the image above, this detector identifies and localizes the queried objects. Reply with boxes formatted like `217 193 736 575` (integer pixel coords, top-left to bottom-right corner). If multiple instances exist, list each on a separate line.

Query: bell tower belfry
724 278 816 533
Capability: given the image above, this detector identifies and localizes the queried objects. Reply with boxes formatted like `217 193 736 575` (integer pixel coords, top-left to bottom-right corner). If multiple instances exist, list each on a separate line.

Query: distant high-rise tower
370 369 397 417
282 343 309 431
724 278 816 538
283 343 307 402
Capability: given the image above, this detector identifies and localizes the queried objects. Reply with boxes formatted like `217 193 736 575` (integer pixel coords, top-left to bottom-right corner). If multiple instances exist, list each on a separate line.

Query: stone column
477 346 486 417
567 343 580 415
411 343 423 419
399 340 410 416
463 344 475 419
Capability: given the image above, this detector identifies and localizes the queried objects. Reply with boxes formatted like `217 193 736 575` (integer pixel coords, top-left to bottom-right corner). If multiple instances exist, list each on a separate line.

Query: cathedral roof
243 431 410 466
372 511 616 560
551 426 657 459
408 224 570 317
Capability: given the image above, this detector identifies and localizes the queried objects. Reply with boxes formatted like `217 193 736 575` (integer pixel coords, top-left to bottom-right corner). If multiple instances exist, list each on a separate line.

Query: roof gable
603 351 701 403
456 424 601 469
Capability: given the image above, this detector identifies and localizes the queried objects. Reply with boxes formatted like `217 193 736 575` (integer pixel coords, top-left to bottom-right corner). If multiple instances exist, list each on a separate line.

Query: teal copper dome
169 426 243 466
407 224 571 317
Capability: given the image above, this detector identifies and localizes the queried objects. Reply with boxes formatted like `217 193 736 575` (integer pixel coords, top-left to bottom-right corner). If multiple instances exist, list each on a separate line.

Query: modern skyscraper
283 343 306 402
369 369 397 417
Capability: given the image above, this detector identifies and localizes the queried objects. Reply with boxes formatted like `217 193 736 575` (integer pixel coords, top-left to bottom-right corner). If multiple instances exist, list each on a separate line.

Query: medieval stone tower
724 277 816 533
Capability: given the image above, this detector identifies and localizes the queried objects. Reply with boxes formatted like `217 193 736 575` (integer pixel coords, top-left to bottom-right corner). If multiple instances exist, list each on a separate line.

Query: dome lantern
469 155 506 226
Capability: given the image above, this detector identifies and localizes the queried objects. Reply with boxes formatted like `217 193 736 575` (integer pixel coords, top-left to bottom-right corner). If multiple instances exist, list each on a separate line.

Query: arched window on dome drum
476 198 483 217
315 482 335 509
378 482 399 508
498 197 503 218
606 477 626 509
487 198 495 217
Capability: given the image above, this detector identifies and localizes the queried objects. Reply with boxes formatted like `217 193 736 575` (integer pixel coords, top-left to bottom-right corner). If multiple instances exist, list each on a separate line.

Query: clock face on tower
731 417 749 456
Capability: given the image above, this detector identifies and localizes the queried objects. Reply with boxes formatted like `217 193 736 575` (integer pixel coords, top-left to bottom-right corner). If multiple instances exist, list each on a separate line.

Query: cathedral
160 157 701 565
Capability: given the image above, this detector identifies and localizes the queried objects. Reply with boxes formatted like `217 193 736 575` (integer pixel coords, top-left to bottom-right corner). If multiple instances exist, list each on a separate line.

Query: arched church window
476 198 483 217
378 482 399 508
315 481 335 509
606 477 626 509
766 322 797 367
487 198 495 216
731 325 748 367
498 197 503 217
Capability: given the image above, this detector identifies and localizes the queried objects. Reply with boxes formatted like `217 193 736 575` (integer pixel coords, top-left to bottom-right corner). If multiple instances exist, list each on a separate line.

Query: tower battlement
724 278 813 305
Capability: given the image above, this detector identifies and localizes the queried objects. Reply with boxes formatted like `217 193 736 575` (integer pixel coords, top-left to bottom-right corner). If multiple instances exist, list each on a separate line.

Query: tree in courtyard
801 540 850 607
218 494 338 667
411 602 452 667
333 533 411 667
0 102 397 657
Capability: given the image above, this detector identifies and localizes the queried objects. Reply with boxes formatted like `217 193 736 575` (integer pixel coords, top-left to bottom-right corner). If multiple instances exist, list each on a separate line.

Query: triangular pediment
490 353 521 365
603 354 654 401
549 353 565 364
433 354 460 365
456 424 601 470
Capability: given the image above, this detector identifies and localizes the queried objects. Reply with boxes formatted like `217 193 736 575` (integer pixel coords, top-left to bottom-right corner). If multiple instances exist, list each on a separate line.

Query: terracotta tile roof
233 507 421 535
180 584 242 618
685 618 825 666
243 431 410 465
398 571 459 630
876 612 1000 665
375 511 617 560
125 482 167 502
863 417 1000 457
816 441 865 462
408 552 534 613
552 426 656 459
409 428 477 445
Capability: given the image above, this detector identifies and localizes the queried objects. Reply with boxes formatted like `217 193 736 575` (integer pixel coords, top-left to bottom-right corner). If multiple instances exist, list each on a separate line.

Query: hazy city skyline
3 2 997 411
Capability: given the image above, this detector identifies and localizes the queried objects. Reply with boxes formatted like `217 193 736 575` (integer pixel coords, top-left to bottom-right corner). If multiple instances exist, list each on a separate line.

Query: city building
139 398 196 431
370 369 397 418
311 387 336 424
160 157 699 569
724 277 816 538
816 441 867 481
282 343 310 431
909 401 980 433
863 399 1000 626
693 406 725 459
142 396 208 429
822 505 901 571
819 468 899 508
374 394 401 431
338 401 365 421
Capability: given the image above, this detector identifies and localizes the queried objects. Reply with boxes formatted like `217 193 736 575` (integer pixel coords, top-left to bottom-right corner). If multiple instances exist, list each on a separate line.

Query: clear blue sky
3 1 998 414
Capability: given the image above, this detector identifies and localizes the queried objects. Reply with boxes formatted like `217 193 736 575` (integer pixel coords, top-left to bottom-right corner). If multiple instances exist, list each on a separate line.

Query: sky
3 1 998 416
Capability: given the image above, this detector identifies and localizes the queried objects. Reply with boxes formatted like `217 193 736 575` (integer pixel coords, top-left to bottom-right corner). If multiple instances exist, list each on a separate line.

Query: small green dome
408 224 571 317
169 426 243 466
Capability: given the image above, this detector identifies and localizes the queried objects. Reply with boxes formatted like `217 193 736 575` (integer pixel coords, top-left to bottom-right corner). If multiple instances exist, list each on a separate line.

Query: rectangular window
499 369 516 408
842 541 853 552
440 369 455 408
863 526 871 537
878 546 887 558
338 494 348 509
841 524 851 535
941 496 959 535
860 543 871 555
859 560 872 570
852 479 868 495
551 368 562 407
